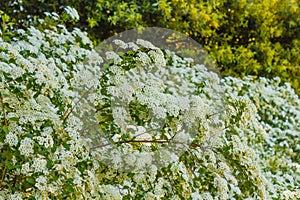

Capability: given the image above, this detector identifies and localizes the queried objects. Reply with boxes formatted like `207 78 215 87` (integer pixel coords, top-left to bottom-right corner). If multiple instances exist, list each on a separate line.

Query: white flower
201 192 213 200
1 19 300 199
9 192 22 200
5 132 18 147
73 174 83 186
144 192 156 200
214 177 228 192
47 184 59 195
282 190 300 200
125 153 136 166
100 185 121 200
133 126 152 140
127 42 139 51
148 49 166 67
191 191 202 200
184 57 194 63
41 127 53 136
72 28 91 45
64 6 80 20
152 106 167 119
51 12 60 21
35 176 48 191
21 162 31 175
32 157 48 173
19 137 34 156
112 106 130 130
173 129 191 145
60 150 77 167
134 52 151 66
105 51 122 63
112 134 121 142
136 39 156 49
113 39 128 49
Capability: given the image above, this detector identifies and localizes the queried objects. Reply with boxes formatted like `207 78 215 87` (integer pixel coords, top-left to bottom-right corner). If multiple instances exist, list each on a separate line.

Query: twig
205 109 224 119
0 150 8 188
62 85 95 123
90 137 212 151
0 94 8 188
0 166 6 188
62 68 111 123
90 139 170 150
0 93 8 126
91 107 226 151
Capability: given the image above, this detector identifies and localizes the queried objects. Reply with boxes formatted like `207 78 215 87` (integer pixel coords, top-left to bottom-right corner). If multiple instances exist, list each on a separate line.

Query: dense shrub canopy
1 0 299 94
0 20 299 199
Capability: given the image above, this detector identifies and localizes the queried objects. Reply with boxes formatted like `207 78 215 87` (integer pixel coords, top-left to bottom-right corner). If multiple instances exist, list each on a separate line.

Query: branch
90 137 211 151
0 93 8 126
0 150 8 188
205 109 224 119
62 69 111 123
90 138 170 150
62 85 95 123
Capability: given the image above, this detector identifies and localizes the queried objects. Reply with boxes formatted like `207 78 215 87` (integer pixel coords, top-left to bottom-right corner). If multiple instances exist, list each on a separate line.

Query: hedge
0 19 299 199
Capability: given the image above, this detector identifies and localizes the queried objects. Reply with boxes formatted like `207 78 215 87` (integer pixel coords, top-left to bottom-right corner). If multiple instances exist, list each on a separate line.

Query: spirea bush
0 23 299 199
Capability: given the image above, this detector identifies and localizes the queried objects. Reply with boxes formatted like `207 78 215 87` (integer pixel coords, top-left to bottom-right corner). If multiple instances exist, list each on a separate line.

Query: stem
206 109 224 119
62 85 95 123
1 21 6 40
0 93 8 126
90 139 170 150
62 69 110 123
0 150 8 188
0 166 6 188
90 137 209 150
0 94 8 188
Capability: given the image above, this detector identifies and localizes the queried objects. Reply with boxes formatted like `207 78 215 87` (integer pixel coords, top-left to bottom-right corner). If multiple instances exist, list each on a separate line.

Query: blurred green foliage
1 0 299 94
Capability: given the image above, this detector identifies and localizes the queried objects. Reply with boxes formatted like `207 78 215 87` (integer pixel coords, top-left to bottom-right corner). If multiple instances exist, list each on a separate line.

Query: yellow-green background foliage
1 0 299 94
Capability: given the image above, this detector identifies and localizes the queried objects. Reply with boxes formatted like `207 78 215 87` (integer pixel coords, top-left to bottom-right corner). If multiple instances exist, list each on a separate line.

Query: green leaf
2 125 9 133
8 117 19 122
2 13 10 22
51 146 57 153
25 134 33 138
27 178 36 185
128 173 135 178
53 175 59 181
5 160 14 170
46 160 53 169
4 105 12 112
63 143 70 150
15 164 21 169
66 185 75 193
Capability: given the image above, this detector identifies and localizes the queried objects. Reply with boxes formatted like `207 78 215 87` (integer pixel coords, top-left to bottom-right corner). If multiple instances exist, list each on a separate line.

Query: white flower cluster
4 132 18 147
0 24 102 199
63 6 80 21
93 38 226 174
222 76 300 199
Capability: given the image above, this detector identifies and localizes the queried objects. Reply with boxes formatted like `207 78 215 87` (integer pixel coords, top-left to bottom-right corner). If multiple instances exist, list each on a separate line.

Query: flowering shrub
0 25 102 199
222 76 300 199
0 22 299 199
